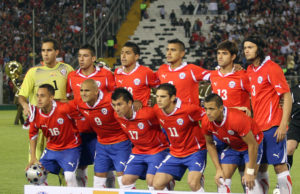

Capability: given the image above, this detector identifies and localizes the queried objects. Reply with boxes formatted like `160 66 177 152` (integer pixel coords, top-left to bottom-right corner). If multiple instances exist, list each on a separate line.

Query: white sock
121 183 136 189
148 185 154 190
196 187 205 192
76 168 88 187
257 172 269 194
117 176 123 188
217 178 231 193
93 176 107 188
106 170 115 188
246 179 264 194
277 171 292 194
64 171 78 187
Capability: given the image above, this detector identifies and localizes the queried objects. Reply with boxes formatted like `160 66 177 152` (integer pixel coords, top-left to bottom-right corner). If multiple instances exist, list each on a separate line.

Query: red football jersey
68 91 129 144
153 99 206 157
202 107 263 151
114 64 159 106
67 66 115 101
157 62 210 105
67 66 115 132
210 70 251 109
29 101 81 151
247 57 290 131
114 106 169 155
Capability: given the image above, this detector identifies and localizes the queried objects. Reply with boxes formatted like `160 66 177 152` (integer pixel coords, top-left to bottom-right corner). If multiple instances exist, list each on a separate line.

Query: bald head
80 79 99 105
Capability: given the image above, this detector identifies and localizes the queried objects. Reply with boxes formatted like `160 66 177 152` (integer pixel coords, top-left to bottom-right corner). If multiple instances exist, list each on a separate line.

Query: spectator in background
184 18 191 38
169 9 176 24
178 18 184 26
140 0 147 21
187 1 195 15
160 6 165 19
208 0 218 15
180 2 187 15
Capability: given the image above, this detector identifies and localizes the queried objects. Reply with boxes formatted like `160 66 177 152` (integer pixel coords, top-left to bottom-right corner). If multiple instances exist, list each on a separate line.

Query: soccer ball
25 164 48 185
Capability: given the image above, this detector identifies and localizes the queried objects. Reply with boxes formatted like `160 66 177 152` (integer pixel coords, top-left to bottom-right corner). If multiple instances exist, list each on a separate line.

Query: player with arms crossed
115 42 159 107
157 39 210 105
111 88 169 190
202 93 264 193
19 37 74 185
152 83 207 192
67 79 131 188
244 35 292 194
27 84 81 187
67 44 115 187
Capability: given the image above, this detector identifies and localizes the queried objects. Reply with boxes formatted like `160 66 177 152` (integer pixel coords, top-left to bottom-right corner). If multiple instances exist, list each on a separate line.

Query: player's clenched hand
23 103 30 117
215 169 225 186
274 125 287 142
26 158 39 170
242 174 255 190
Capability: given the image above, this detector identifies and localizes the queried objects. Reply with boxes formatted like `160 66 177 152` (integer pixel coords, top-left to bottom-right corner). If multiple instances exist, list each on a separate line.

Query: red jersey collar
76 65 100 78
213 106 228 127
168 62 188 71
85 90 104 108
39 100 57 117
251 56 271 72
119 62 140 75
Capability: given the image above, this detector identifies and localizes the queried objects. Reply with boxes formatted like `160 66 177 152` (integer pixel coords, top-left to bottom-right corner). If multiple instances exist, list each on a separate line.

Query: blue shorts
79 132 97 166
40 147 81 174
220 143 263 165
261 126 287 165
124 149 169 180
94 140 132 173
213 135 228 156
156 150 207 181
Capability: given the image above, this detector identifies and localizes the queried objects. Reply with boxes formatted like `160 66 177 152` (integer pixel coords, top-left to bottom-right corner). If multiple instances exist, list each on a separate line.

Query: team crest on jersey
95 81 101 87
134 78 141 85
137 122 144 129
257 76 263 84
101 108 108 115
60 68 67 76
227 130 235 135
57 118 64 124
179 72 186 79
177 118 184 125
228 81 236 88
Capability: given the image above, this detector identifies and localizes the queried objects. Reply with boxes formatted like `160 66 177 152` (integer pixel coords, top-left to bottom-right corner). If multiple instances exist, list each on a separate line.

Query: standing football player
202 93 264 193
112 88 169 190
27 84 81 187
114 42 159 107
153 83 206 192
67 44 115 187
244 35 292 194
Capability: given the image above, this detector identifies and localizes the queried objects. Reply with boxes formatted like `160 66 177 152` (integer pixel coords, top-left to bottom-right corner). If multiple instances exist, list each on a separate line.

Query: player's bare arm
241 131 258 190
232 106 252 117
204 134 224 186
274 92 292 142
18 95 30 116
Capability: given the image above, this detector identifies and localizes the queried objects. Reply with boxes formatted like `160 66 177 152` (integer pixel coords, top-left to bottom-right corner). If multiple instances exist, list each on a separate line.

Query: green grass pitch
0 110 299 194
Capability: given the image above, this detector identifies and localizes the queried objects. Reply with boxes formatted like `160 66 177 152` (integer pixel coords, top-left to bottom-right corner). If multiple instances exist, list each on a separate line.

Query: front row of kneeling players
26 80 266 192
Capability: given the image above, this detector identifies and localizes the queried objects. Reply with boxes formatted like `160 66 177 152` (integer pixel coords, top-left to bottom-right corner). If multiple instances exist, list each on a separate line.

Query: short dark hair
157 83 176 97
111 87 134 103
79 44 96 56
243 35 266 62
217 40 238 56
39 84 55 96
168 39 185 51
123 42 140 55
42 37 59 50
204 93 223 108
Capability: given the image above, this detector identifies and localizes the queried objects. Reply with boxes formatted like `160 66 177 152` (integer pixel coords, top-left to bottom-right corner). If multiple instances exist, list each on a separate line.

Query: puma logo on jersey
68 162 75 168
121 123 127 128
161 74 167 79
275 84 281 88
159 119 165 124
83 111 89 115
118 80 123 84
213 82 217 86
273 153 280 158
76 83 81 87
212 131 218 135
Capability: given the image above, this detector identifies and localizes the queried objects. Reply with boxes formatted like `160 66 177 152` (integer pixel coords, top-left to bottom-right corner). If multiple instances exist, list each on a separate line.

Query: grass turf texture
0 110 299 194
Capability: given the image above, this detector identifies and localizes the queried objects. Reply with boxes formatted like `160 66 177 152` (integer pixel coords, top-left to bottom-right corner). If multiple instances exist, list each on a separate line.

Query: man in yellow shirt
19 37 73 185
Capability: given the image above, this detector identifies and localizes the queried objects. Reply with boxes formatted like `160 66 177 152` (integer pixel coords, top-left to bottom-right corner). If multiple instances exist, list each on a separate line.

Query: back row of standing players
19 36 293 193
